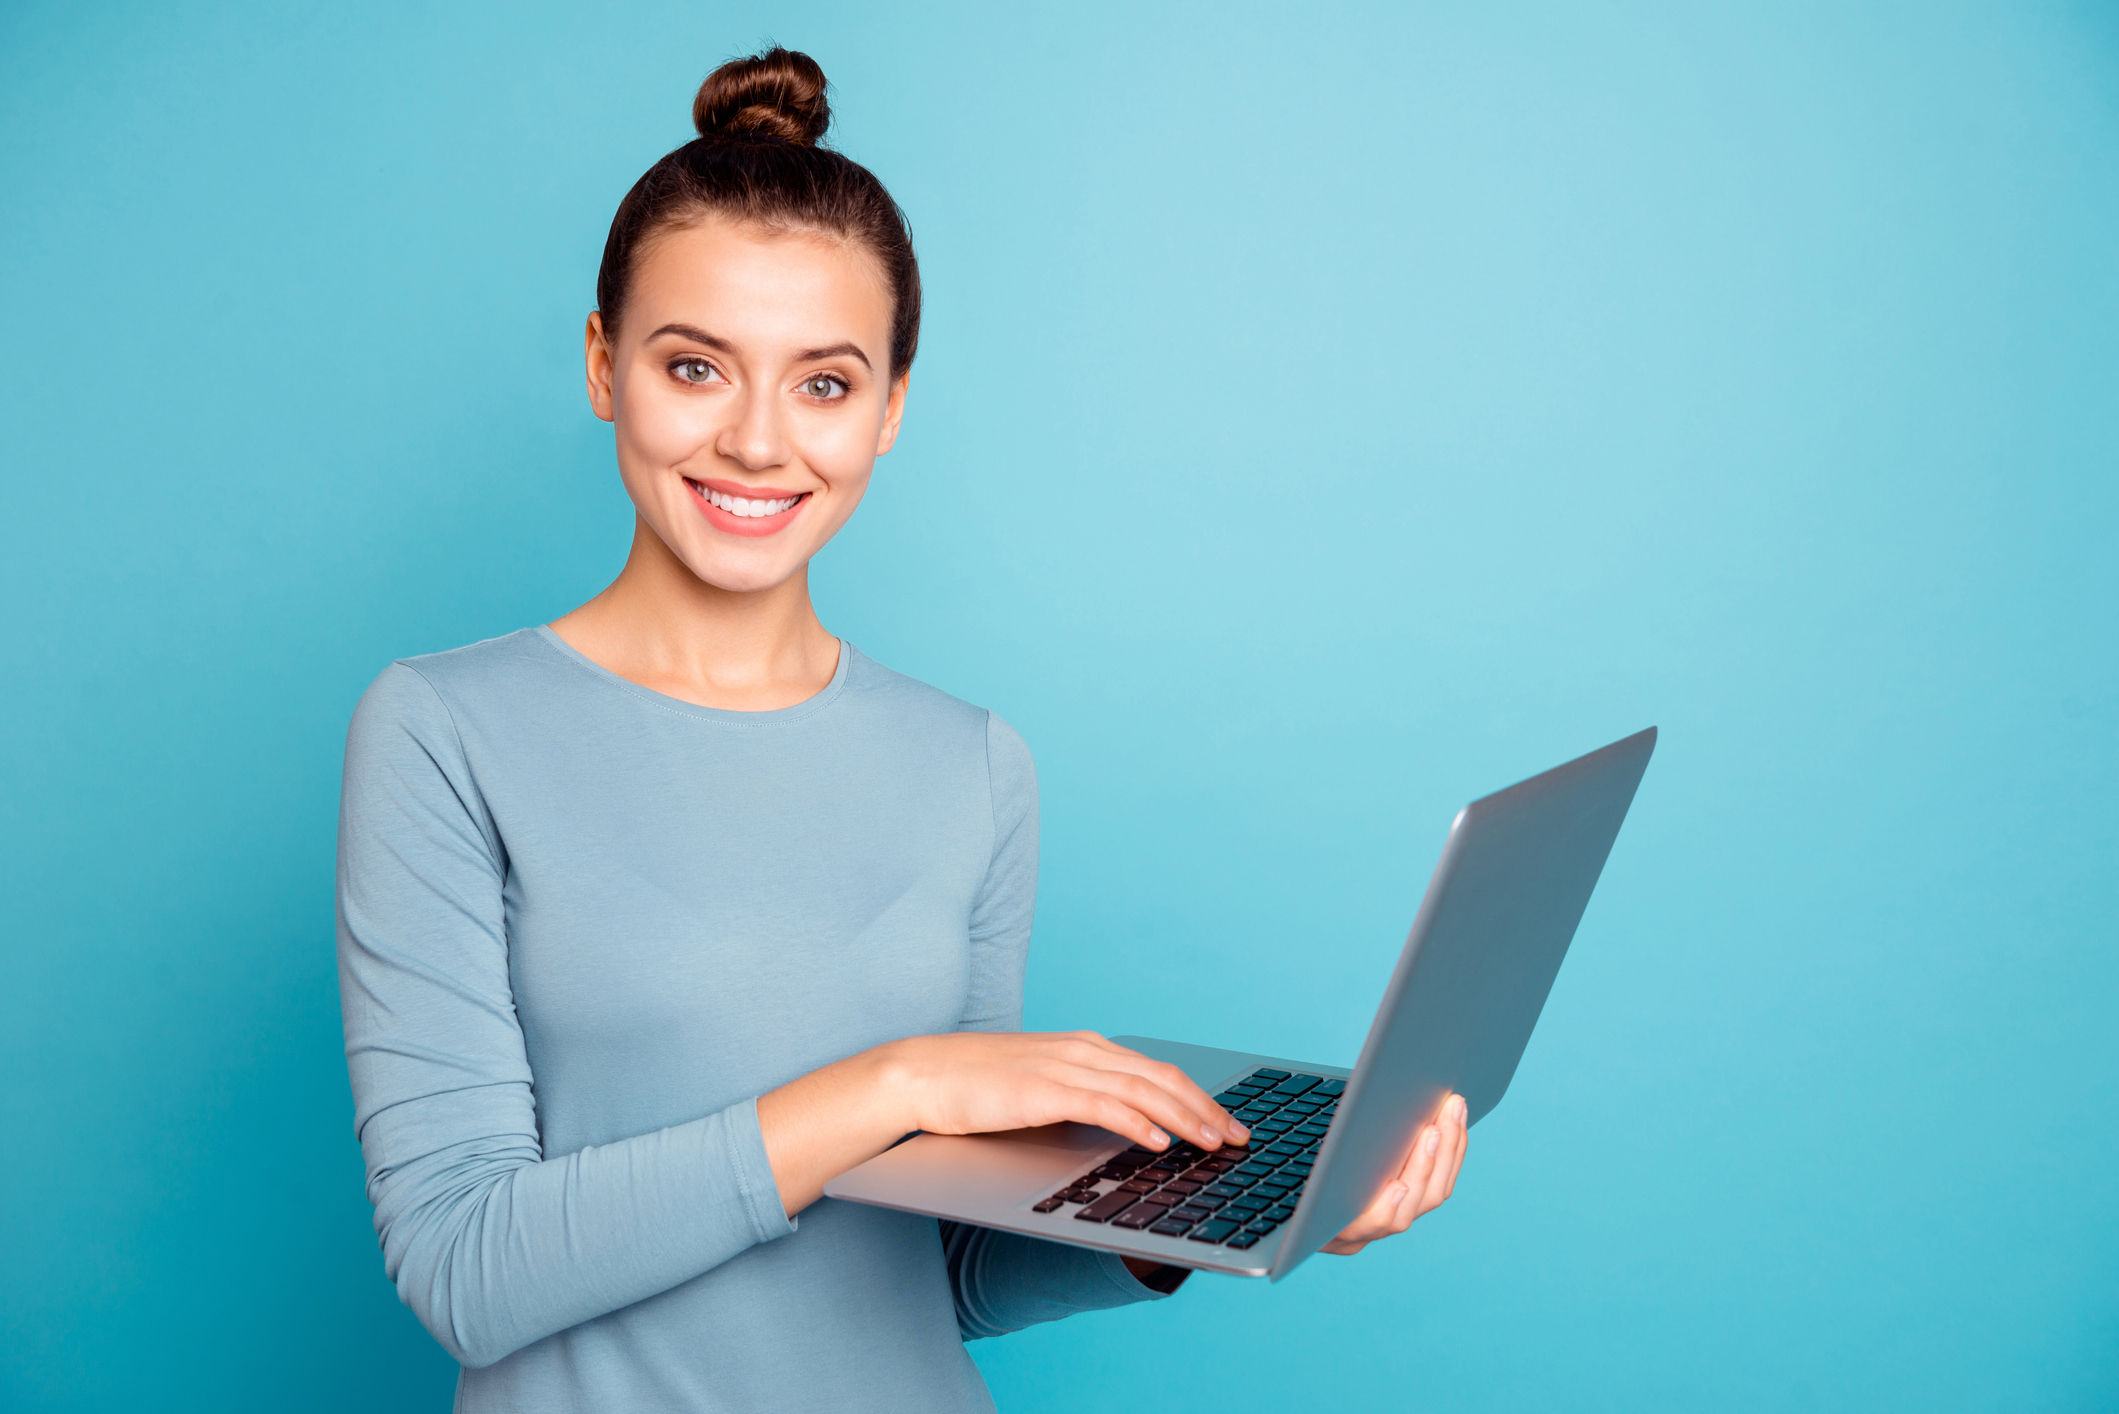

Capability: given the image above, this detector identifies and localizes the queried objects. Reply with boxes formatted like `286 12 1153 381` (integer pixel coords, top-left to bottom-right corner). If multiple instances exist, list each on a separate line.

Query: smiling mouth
685 479 810 519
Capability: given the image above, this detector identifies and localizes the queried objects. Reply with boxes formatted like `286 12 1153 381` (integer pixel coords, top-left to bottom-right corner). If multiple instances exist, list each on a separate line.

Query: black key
1252 1182 1292 1200
1272 1075 1321 1096
1092 1163 1137 1180
1187 1218 1241 1244
1213 1090 1251 1107
1282 1162 1313 1177
1150 1218 1193 1236
1032 1198 1064 1213
1229 1195 1269 1214
1266 1204 1297 1221
1252 1068 1291 1081
1191 1194 1228 1210
1234 1162 1277 1180
1111 1206 1163 1230
1170 1205 1213 1223
1295 1124 1330 1138
1193 1157 1235 1172
1161 1179 1202 1196
1264 1143 1306 1159
1226 1231 1261 1249
1203 1183 1248 1199
1313 1078 1346 1096
1049 1188 1088 1204
1118 1178 1157 1194
1245 1216 1281 1233
1075 1189 1142 1222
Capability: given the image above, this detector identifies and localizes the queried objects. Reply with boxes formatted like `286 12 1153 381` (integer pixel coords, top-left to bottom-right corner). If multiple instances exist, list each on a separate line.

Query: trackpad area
983 1122 1119 1153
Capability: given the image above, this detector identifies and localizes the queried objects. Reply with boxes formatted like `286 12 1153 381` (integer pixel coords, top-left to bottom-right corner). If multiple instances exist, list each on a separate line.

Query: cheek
617 379 723 466
799 409 884 483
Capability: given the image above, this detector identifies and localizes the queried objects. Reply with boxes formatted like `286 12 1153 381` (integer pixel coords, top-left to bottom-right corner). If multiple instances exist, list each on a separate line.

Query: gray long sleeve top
335 627 1164 1413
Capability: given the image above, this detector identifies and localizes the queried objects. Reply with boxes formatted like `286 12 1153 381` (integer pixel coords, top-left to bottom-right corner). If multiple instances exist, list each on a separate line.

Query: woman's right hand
755 1031 1250 1218
880 1030 1250 1154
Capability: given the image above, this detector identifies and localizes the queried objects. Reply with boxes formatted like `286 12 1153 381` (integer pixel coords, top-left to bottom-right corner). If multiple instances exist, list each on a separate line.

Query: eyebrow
647 325 874 372
647 323 735 353
794 341 872 371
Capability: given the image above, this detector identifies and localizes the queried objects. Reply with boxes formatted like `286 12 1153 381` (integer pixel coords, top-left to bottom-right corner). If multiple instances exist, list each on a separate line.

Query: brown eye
802 374 847 399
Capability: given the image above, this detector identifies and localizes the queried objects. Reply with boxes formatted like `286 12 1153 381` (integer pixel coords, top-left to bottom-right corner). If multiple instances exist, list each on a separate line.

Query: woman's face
586 215 904 595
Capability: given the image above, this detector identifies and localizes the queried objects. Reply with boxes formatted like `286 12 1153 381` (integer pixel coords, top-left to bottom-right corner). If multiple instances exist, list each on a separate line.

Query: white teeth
699 485 799 518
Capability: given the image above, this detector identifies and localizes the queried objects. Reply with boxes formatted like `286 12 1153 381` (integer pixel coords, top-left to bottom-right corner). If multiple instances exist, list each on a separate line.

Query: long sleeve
335 664 795 1369
939 712 1173 1340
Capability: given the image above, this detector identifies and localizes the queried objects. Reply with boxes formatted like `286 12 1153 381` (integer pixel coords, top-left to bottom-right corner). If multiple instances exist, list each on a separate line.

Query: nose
716 384 791 472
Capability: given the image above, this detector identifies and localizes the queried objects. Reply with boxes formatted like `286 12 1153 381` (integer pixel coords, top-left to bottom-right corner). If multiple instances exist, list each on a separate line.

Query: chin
679 548 805 596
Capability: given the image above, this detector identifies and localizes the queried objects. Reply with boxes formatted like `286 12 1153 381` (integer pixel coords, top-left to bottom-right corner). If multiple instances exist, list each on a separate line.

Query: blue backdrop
3 3 2113 1409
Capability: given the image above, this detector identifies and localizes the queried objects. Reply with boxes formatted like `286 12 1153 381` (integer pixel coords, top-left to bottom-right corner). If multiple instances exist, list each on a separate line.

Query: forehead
626 215 890 347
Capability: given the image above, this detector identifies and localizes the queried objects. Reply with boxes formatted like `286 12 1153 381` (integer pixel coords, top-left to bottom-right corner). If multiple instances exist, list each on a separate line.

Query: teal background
2 2 2113 1409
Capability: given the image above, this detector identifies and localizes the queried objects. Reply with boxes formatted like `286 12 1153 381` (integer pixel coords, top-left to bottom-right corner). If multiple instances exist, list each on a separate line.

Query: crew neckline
531 624 854 725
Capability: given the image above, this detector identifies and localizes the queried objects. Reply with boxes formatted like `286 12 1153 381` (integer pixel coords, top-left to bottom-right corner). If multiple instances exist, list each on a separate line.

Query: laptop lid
1269 727 1657 1279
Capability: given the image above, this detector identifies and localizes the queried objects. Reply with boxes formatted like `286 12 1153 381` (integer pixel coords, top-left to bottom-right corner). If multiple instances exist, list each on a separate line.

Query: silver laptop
824 727 1657 1280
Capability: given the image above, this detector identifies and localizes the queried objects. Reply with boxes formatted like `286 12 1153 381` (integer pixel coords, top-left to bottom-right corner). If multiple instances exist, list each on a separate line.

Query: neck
548 516 841 710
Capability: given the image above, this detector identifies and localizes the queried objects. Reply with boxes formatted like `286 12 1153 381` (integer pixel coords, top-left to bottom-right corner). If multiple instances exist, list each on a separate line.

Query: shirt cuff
1094 1249 1190 1299
723 1094 799 1245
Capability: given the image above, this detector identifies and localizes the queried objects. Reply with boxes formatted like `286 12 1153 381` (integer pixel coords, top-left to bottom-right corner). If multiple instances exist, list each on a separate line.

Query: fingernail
1200 1125 1223 1146
1388 1183 1409 1204
1149 1129 1169 1148
1423 1128 1440 1155
1454 1095 1469 1123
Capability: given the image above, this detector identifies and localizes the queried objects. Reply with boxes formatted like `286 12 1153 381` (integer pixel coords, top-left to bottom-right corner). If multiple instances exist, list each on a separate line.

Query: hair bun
692 47 831 146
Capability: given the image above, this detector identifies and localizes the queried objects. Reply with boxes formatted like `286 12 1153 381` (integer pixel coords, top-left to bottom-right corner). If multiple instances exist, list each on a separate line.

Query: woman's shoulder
843 647 1034 771
844 648 1019 732
346 627 554 738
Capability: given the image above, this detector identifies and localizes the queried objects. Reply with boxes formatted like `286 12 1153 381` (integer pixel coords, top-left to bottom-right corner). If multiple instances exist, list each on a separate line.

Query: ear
874 372 910 456
585 312 617 423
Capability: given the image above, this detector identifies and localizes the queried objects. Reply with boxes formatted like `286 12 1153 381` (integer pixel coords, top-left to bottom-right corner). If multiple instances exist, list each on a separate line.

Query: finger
1331 1173 1414 1249
1408 1099 1459 1215
1058 1064 1235 1152
1332 1125 1434 1248
1432 1093 1466 1204
1049 1042 1249 1147
1394 1121 1445 1226
1066 1038 1252 1146
1053 1085 1178 1153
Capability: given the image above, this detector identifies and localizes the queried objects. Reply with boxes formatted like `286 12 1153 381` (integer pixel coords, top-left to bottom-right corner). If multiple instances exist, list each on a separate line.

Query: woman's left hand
1320 1092 1470 1255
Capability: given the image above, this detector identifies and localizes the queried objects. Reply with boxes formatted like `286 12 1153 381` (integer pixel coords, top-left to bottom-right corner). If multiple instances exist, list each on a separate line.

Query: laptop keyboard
1030 1068 1344 1251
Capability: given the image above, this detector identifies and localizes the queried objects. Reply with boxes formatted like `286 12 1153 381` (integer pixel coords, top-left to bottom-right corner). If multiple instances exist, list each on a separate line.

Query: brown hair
595 47 921 376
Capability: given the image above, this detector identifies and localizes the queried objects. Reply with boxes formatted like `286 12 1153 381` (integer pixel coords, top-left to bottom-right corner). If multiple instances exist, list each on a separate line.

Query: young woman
337 47 1469 1412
